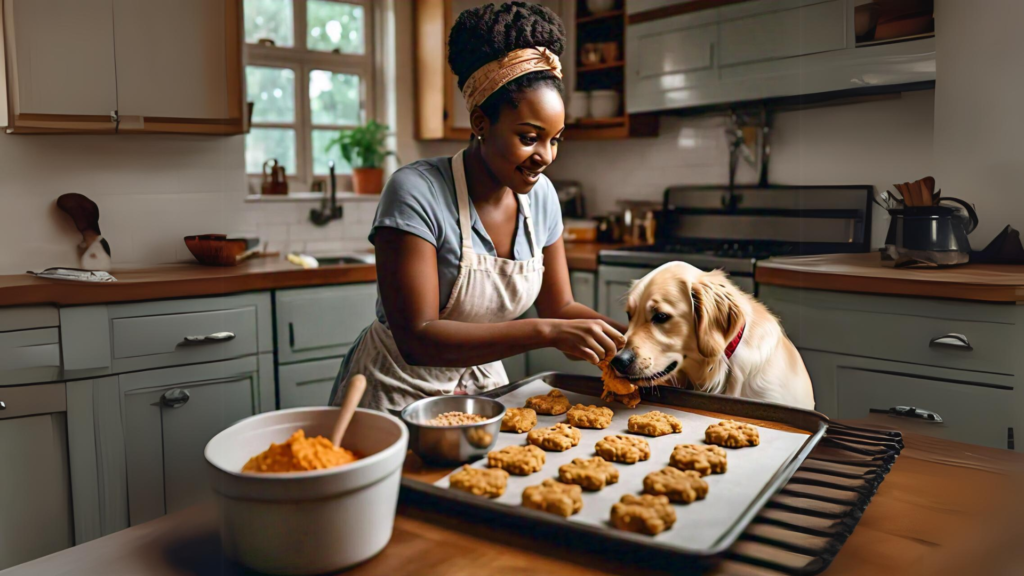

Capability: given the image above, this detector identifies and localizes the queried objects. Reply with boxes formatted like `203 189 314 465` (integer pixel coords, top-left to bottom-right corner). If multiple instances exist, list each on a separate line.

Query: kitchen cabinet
597 264 654 325
0 383 74 571
278 356 345 409
0 305 61 386
119 356 269 526
626 0 936 114
414 0 573 140
1 0 243 134
759 285 1022 449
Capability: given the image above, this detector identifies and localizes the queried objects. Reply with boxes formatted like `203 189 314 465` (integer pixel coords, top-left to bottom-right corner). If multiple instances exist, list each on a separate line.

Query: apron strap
517 193 540 258
451 150 475 256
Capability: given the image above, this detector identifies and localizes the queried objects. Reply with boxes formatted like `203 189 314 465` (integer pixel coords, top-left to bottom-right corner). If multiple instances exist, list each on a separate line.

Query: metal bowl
400 396 505 465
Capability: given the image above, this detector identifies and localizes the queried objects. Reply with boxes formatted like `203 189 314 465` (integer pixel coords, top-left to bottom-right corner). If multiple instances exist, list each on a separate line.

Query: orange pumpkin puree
242 429 358 473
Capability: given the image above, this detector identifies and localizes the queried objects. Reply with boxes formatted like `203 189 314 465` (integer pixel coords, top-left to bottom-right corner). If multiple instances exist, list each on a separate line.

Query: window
243 0 372 188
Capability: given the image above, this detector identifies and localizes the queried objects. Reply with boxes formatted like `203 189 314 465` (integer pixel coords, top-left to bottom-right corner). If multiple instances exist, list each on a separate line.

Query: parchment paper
435 380 810 550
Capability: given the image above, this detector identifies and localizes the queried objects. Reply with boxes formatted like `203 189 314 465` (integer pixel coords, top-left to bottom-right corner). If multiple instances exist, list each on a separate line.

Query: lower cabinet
0 383 74 571
278 356 345 409
801 350 1017 450
597 265 654 326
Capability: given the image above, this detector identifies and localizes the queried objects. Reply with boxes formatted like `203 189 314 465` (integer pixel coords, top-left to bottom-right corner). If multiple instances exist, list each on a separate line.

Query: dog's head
610 262 746 389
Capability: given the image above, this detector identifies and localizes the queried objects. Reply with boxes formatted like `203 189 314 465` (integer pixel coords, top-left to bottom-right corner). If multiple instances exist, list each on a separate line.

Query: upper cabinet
626 0 936 114
1 0 244 134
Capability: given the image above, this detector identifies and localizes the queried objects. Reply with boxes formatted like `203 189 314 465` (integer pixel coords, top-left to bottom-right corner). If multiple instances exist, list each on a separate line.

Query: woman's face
475 86 565 195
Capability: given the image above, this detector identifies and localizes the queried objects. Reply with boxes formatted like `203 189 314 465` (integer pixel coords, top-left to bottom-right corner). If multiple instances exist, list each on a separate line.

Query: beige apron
330 149 545 411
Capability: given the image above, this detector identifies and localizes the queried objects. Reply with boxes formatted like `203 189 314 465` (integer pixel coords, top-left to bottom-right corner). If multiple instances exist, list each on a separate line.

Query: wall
0 132 375 277
934 0 1024 244
547 90 936 249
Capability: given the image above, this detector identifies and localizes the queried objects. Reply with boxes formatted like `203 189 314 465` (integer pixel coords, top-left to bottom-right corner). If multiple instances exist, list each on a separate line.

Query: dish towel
28 268 117 282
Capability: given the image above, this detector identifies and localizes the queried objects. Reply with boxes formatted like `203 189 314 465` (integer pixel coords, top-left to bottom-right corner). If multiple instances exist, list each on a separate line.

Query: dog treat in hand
610 494 676 536
643 467 709 503
705 420 761 448
487 444 546 475
522 479 583 517
525 389 571 415
558 456 619 491
670 444 728 476
628 411 683 437
595 434 650 464
501 407 537 433
449 465 508 498
527 423 582 452
600 388 641 408
566 404 614 429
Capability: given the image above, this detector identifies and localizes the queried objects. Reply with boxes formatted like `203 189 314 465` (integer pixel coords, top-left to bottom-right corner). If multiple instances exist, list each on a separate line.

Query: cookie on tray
525 389 571 415
643 467 709 504
522 479 583 518
627 411 682 437
610 494 677 536
594 434 650 464
487 445 546 475
705 420 760 448
600 388 641 408
501 407 537 433
669 444 728 476
565 404 613 429
448 465 508 498
558 456 619 491
527 423 582 452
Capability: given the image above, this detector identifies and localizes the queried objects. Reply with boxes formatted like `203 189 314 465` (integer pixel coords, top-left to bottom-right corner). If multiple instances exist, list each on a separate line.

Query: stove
599 185 873 294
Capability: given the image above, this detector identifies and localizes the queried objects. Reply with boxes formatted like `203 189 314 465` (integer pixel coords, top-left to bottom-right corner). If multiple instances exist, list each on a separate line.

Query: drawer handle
0 400 6 410
870 406 943 423
929 333 972 351
161 389 190 408
183 331 235 344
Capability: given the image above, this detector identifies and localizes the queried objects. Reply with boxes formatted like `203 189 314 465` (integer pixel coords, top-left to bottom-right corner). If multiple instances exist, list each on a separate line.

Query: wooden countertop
0 259 377 307
756 253 1024 302
8 421 1021 576
0 244 616 307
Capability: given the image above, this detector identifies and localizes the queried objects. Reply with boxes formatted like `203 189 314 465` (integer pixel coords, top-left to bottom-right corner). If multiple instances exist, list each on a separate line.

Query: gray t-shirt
370 156 564 326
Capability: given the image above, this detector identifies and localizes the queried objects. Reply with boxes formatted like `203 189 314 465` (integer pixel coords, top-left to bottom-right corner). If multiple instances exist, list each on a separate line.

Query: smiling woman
328 2 627 412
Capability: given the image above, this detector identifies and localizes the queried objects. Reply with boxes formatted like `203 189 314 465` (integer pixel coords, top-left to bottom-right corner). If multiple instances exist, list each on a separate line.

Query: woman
330 2 625 411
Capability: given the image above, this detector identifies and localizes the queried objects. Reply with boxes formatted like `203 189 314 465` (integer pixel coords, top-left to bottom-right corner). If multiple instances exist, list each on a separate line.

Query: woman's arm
534 237 628 334
376 228 623 367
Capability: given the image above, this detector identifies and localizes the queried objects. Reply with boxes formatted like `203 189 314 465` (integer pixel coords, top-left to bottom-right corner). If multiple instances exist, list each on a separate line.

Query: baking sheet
434 380 810 550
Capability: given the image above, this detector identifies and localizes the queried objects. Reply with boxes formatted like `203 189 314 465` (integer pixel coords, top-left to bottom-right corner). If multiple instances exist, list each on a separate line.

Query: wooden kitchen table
4 421 1022 576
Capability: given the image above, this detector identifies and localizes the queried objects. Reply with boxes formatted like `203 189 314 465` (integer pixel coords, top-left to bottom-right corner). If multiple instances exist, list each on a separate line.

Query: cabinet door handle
870 406 943 423
929 333 972 351
161 389 190 408
0 400 6 410
183 331 235 344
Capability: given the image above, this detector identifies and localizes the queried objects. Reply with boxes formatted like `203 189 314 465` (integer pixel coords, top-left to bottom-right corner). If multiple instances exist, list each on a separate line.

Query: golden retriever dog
608 261 815 410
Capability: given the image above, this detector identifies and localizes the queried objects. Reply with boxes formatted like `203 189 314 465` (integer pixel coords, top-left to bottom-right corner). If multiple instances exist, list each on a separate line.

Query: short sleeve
369 166 442 247
534 176 564 248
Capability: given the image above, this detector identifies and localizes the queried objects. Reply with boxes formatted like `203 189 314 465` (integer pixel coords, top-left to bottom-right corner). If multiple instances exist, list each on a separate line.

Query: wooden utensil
331 374 366 447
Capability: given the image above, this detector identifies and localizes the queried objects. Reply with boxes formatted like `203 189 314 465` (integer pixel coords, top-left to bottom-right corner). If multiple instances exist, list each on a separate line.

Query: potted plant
326 120 395 195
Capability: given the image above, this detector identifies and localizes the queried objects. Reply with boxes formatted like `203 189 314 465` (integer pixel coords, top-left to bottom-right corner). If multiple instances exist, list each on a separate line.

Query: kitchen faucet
310 161 344 226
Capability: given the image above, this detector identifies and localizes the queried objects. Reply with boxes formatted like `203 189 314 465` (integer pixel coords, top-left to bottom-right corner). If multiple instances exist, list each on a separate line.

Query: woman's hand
543 319 625 365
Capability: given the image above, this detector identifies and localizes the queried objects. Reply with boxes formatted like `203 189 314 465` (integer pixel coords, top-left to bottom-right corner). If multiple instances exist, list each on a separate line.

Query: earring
476 134 483 142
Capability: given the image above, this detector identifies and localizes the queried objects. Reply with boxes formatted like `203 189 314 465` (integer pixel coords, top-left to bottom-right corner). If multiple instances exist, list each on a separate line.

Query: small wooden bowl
184 234 258 266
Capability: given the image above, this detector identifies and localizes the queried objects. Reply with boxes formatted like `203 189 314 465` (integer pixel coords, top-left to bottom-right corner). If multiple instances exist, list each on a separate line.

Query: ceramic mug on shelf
600 42 620 63
580 43 602 66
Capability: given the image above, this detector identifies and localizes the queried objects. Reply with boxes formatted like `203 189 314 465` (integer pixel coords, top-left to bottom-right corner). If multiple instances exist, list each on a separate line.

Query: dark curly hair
448 2 566 123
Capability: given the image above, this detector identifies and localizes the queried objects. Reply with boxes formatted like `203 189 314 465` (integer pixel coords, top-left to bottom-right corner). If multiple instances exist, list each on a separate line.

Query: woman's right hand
543 319 625 365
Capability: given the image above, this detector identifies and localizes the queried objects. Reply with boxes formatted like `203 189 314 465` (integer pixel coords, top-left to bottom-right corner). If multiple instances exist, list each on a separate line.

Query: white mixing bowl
205 407 409 575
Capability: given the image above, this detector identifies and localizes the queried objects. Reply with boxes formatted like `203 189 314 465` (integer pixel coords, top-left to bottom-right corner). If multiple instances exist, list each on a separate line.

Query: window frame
244 0 374 190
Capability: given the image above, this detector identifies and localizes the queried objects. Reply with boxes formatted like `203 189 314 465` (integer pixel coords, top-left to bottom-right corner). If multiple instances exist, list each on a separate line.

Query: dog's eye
652 312 671 324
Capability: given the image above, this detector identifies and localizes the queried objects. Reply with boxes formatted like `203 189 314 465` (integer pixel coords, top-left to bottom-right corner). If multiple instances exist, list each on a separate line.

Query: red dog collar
724 324 745 359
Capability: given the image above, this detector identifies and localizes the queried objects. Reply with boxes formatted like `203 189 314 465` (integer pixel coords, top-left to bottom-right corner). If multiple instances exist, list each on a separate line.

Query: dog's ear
689 271 745 359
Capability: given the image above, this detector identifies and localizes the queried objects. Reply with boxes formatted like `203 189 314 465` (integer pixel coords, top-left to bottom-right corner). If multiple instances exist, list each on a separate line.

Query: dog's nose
610 349 636 373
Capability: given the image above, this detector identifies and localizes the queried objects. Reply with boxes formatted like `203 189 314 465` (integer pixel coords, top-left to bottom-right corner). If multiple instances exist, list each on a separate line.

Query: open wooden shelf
578 61 624 73
577 9 623 24
570 116 626 127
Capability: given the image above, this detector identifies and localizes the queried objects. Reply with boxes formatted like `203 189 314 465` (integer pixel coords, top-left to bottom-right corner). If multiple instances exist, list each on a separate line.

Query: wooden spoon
331 374 367 447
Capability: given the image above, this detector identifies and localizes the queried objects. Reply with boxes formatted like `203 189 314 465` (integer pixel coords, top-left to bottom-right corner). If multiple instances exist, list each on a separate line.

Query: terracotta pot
352 167 384 195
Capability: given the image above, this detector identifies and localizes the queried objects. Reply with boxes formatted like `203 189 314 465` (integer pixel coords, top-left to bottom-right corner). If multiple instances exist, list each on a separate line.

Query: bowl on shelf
184 234 260 266
400 396 505 465
586 0 616 15
567 91 590 122
205 407 409 575
589 90 621 119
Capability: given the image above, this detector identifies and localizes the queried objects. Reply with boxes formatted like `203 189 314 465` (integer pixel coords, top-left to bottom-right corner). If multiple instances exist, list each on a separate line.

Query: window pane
309 70 362 125
307 1 364 54
246 66 296 123
246 128 297 175
312 129 353 175
243 0 294 47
